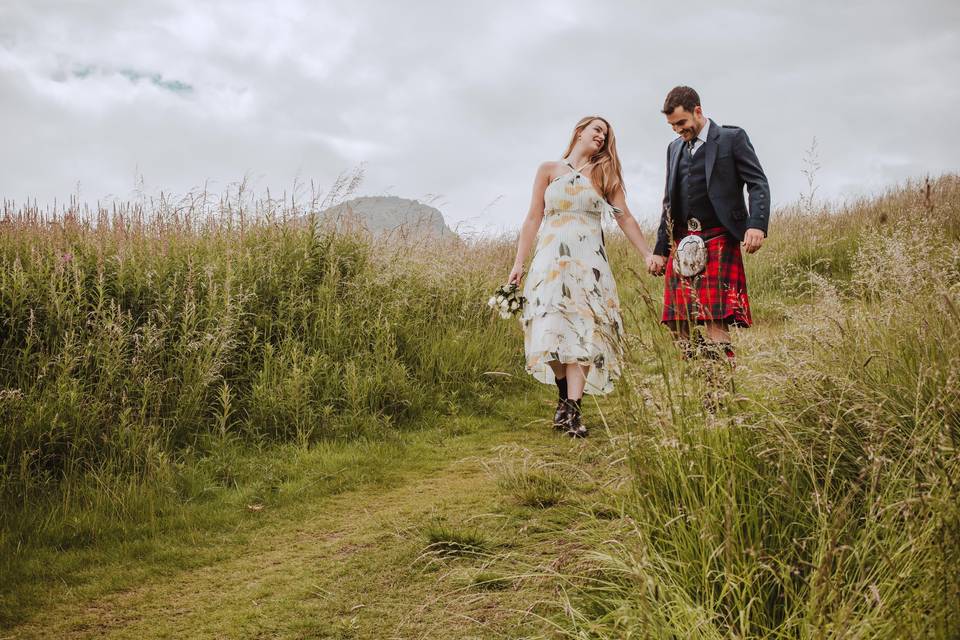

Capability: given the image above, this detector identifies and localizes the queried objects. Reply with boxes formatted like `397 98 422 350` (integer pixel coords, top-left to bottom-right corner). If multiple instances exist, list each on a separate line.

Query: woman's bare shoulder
536 160 565 181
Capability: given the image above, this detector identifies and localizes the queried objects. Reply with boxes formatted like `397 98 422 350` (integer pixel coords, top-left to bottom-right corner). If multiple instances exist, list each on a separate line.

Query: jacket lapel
704 119 720 188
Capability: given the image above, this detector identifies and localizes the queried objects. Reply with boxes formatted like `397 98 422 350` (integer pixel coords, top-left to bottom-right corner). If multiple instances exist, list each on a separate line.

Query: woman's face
579 119 608 152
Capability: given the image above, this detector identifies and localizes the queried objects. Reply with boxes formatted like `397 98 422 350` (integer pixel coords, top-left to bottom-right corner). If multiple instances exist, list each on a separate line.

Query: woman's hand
508 263 525 286
646 254 667 276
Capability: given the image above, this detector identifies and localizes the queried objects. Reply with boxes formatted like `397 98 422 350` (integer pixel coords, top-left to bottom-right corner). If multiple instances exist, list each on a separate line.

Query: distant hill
317 196 456 240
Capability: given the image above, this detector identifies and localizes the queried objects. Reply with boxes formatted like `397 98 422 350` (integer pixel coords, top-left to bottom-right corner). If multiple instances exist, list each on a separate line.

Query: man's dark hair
662 86 701 115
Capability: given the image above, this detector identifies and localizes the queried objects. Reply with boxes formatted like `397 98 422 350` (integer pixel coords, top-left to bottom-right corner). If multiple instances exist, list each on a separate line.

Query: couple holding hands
508 86 771 437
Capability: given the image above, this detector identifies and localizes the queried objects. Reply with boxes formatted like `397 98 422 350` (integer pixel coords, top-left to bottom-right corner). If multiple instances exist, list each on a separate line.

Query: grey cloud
0 0 957 231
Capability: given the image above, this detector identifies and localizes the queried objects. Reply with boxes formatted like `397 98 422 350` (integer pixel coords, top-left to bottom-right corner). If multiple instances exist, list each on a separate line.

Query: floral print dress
521 160 624 395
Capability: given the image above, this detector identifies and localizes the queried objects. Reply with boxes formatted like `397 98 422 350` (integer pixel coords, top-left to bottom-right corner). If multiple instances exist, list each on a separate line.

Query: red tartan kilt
662 227 752 327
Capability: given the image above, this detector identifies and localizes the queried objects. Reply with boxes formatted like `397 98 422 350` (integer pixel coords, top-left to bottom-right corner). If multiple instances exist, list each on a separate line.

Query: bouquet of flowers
487 283 526 319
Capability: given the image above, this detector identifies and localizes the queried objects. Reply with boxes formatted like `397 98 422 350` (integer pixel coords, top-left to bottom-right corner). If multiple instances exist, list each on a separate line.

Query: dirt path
8 418 593 639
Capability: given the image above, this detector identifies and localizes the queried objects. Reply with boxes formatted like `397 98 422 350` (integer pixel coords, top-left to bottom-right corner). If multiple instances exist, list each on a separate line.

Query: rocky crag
318 196 456 240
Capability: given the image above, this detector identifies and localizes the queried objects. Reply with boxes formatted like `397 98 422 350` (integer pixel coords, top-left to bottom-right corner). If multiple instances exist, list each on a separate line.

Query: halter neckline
550 159 624 219
553 157 596 191
562 157 593 174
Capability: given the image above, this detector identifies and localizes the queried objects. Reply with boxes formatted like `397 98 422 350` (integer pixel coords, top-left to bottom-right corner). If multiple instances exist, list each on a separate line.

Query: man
647 86 770 361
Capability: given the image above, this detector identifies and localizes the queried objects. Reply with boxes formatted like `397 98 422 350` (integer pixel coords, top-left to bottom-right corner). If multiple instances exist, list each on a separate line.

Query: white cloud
0 0 957 230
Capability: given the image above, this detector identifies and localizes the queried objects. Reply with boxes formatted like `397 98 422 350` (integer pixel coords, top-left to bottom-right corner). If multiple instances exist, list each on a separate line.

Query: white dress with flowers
520 160 624 395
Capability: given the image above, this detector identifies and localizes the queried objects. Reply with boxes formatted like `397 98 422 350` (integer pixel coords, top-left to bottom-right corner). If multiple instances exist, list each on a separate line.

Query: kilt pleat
662 226 752 327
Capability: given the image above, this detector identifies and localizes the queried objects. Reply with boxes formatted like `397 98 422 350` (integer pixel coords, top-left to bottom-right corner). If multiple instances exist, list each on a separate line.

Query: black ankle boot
553 398 571 430
565 400 587 438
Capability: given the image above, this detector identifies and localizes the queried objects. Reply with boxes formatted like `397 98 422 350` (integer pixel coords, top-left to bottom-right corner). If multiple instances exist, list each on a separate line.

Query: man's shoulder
719 124 746 134
717 124 750 143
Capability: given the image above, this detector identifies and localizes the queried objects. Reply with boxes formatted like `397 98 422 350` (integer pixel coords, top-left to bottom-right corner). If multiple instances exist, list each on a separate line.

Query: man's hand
742 229 765 254
646 254 668 276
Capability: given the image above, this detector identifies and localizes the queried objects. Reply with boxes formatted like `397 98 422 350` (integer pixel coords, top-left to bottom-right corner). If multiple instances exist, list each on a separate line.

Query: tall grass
746 176 960 318
0 186 525 529
4 173 959 636
557 175 960 638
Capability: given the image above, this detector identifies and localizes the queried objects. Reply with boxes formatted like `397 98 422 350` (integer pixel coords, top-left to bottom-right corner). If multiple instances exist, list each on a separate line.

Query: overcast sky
2 0 958 232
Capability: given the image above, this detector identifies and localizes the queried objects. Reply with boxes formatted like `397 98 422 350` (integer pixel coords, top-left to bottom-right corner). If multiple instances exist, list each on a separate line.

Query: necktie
687 138 697 154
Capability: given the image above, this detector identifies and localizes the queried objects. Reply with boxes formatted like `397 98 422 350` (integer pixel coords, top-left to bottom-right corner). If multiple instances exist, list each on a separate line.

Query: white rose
499 310 511 319
510 300 519 311
487 296 496 308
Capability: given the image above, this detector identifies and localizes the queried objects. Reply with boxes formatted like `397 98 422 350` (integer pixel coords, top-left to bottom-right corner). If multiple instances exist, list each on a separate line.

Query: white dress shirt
688 117 710 156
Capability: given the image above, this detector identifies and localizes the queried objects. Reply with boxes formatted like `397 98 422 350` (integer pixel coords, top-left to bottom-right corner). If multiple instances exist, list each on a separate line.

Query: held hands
743 229 765 254
646 254 667 276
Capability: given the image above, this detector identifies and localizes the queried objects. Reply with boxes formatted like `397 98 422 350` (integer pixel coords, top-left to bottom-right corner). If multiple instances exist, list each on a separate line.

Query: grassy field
2 176 958 638
567 175 960 638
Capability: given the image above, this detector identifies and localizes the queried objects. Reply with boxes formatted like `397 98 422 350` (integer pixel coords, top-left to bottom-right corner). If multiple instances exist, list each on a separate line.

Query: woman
509 116 659 437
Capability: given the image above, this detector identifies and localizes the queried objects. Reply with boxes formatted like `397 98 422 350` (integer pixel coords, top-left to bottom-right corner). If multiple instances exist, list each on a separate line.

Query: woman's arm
508 163 552 284
609 187 654 260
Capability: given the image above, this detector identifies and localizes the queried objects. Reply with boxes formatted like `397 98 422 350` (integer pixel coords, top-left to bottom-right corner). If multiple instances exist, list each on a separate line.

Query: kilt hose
662 226 752 328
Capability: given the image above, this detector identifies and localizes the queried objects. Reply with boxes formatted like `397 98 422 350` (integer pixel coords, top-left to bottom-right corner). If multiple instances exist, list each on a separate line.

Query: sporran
673 219 708 277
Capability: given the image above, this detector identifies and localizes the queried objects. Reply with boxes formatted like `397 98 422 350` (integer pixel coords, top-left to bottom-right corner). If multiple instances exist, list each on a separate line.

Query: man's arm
733 128 770 237
654 144 673 257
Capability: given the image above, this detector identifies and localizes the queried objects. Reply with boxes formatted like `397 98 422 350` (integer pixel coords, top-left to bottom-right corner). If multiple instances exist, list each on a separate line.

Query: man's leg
703 321 729 343
667 321 691 341
703 321 735 362
665 320 700 359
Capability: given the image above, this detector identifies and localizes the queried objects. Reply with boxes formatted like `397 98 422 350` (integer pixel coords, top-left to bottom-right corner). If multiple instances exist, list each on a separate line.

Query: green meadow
1 176 958 638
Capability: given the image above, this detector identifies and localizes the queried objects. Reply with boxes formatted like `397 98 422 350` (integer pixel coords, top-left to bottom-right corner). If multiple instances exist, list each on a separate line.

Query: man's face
665 106 704 141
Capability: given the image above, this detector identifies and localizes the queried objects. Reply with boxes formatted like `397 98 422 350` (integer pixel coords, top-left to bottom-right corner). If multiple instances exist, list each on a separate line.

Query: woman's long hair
561 116 625 203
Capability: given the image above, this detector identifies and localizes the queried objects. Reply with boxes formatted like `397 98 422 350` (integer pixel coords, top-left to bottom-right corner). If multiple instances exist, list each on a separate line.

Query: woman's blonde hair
562 116 625 203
